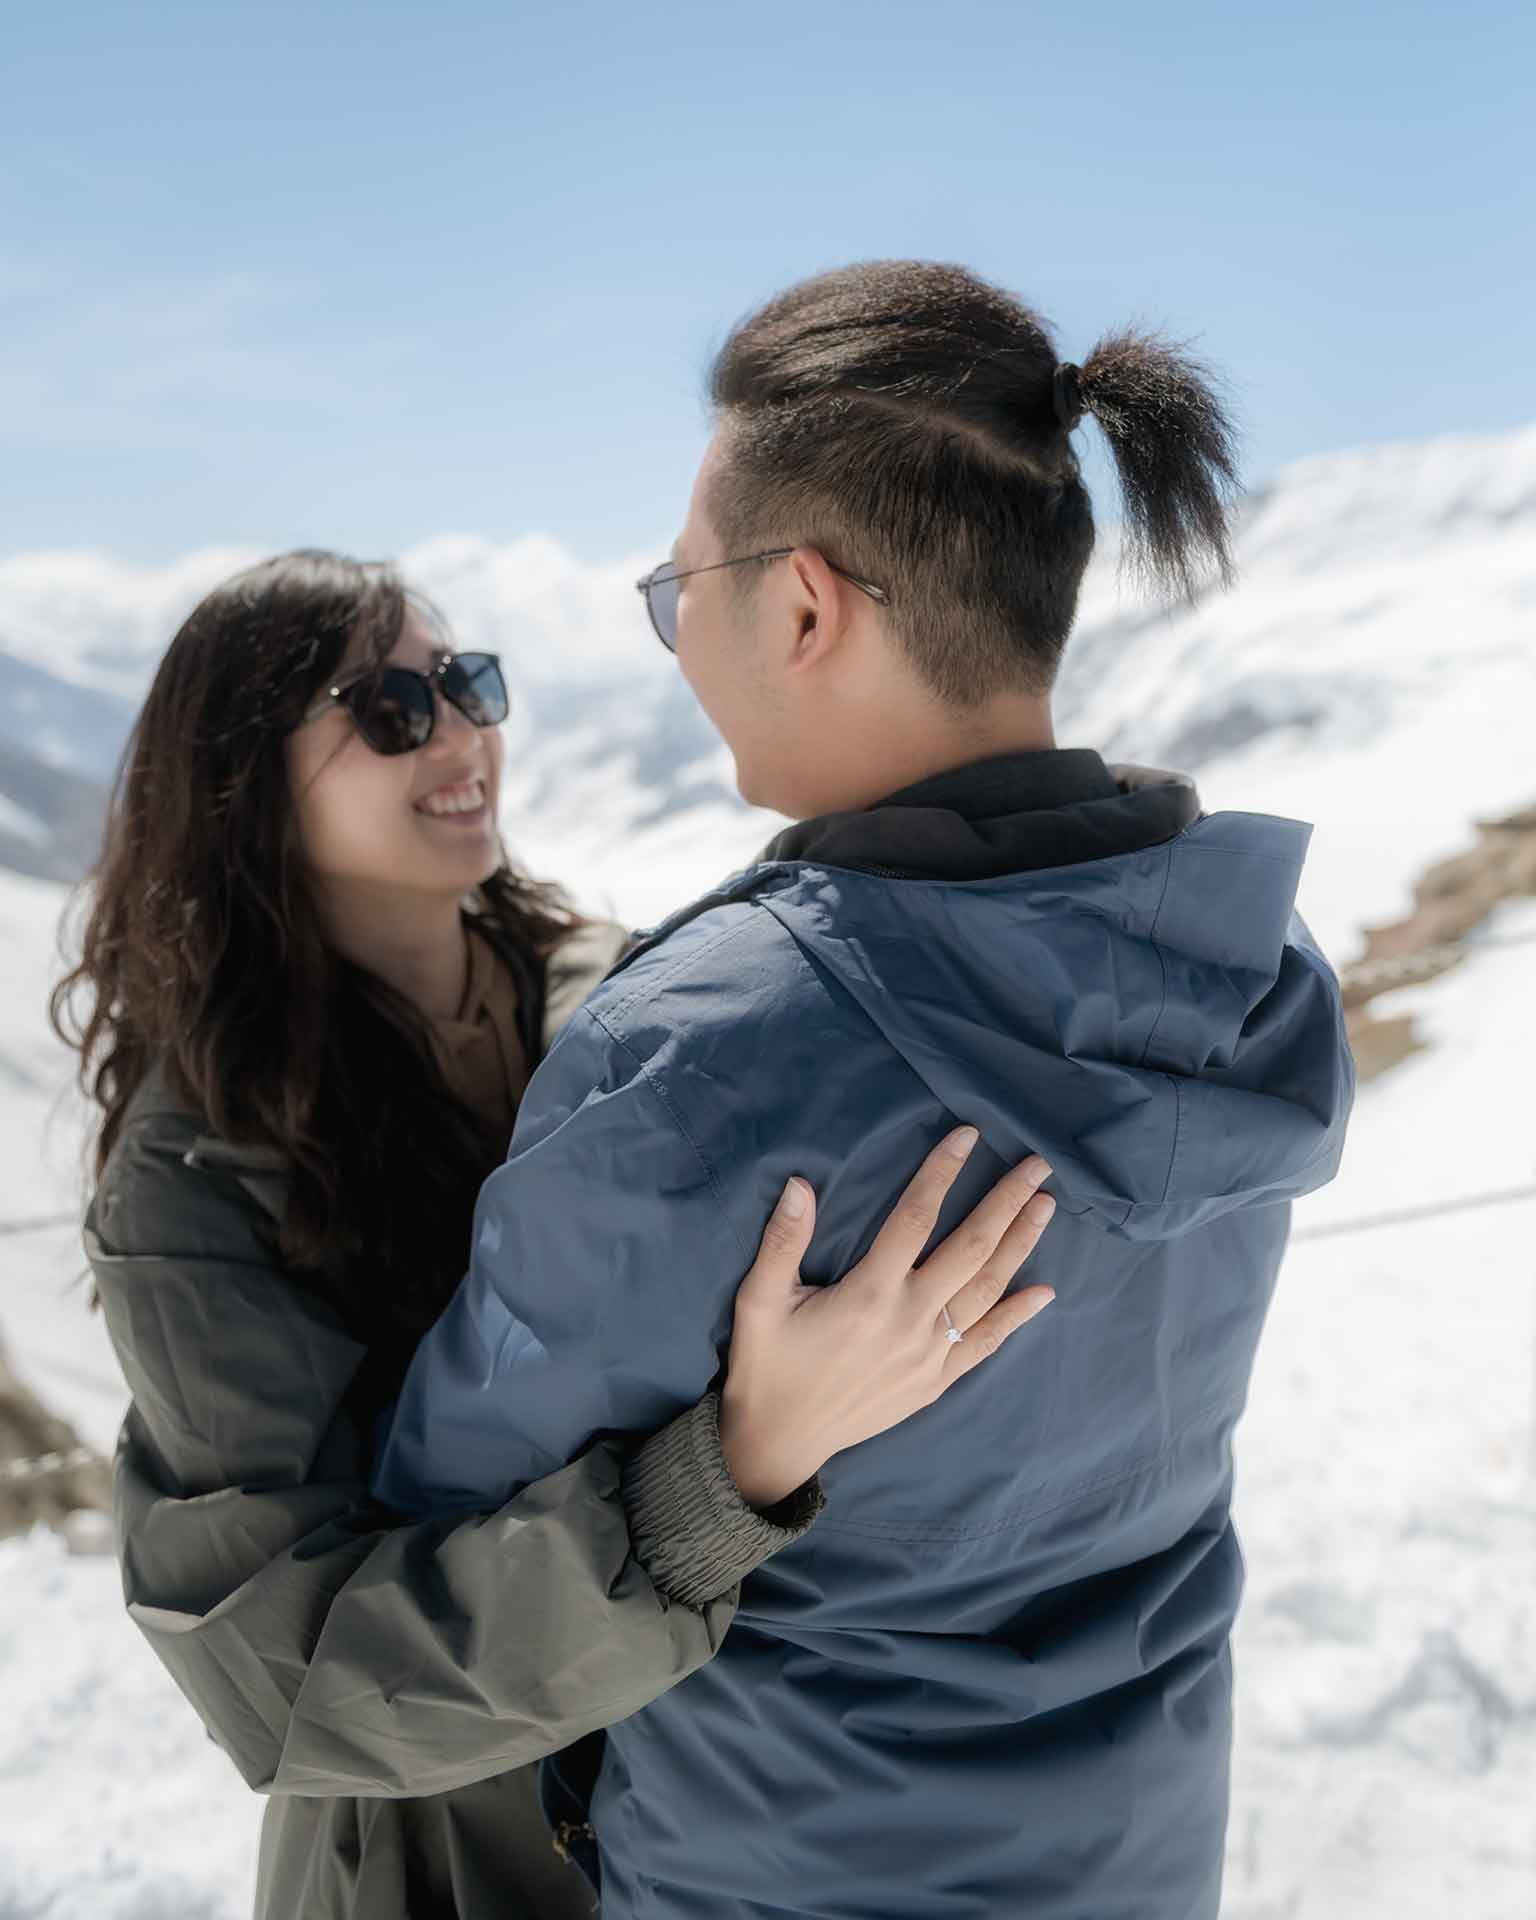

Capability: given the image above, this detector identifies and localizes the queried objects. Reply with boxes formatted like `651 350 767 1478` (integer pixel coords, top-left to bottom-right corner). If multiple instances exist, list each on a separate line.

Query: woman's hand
718 1128 1056 1510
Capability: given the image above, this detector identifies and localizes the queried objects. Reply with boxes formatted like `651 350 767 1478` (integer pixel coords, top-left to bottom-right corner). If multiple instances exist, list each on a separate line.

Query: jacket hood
736 756 1353 1243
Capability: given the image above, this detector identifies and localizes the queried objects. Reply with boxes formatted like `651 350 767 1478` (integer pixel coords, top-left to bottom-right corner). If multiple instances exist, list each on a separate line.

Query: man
373 260 1355 1919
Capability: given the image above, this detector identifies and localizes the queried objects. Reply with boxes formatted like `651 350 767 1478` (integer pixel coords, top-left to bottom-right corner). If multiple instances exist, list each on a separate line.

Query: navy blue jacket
374 751 1355 1920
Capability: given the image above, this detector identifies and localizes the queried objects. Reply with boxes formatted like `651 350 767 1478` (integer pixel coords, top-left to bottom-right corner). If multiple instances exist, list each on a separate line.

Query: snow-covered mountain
2 420 1533 956
1 420 1533 1917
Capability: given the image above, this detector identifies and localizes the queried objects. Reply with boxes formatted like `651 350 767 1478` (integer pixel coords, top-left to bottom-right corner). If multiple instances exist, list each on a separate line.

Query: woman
51 550 1057 1920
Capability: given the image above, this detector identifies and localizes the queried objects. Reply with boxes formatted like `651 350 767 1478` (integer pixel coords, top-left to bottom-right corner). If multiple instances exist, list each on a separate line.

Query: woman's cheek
293 757 407 885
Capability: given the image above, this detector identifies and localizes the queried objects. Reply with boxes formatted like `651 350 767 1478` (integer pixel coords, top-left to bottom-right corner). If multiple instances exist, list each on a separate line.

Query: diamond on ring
941 1306 964 1345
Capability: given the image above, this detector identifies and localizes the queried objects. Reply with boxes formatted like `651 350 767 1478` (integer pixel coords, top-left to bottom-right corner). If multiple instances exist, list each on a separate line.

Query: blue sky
3 0 1531 568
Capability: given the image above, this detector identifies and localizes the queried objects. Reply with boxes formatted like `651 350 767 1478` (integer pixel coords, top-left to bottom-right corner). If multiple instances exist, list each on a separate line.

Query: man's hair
707 260 1241 705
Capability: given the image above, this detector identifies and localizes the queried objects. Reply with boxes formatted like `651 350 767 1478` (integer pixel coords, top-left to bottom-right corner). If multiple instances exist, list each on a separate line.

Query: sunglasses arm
298 688 347 727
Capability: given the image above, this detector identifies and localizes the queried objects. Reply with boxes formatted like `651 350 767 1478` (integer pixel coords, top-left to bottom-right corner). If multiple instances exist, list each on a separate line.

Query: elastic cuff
620 1391 826 1608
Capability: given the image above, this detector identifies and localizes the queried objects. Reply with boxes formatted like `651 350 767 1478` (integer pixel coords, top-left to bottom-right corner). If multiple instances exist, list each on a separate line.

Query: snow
1053 421 1536 967
1222 899 1536 1919
0 1529 262 1920
3 893 1531 1917
1 420 1534 1915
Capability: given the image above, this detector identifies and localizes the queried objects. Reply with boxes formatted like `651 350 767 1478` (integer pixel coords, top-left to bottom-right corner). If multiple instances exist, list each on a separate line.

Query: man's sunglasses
299 651 509 756
635 548 889 653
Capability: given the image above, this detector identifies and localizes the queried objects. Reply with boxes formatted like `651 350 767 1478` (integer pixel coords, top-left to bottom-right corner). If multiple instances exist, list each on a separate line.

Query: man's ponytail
1076 329 1241 601
709 260 1244 703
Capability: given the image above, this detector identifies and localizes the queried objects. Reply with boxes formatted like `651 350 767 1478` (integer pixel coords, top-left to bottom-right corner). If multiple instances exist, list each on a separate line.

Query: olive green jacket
86 922 824 1919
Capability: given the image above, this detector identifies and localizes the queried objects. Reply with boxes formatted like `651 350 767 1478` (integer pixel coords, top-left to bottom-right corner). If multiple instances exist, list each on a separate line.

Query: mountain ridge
1 417 1531 940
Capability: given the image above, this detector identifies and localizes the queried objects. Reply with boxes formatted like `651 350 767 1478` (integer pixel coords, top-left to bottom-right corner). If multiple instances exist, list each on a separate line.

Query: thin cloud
0 263 413 451
0 532 668 698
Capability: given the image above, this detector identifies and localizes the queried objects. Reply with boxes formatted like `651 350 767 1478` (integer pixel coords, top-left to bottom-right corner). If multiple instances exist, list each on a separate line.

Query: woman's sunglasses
635 548 889 653
300 651 509 756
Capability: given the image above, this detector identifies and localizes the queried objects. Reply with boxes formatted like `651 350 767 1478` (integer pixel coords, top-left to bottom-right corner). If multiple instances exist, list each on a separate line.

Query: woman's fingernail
1031 1156 1054 1182
948 1126 980 1159
1027 1193 1056 1224
778 1178 809 1221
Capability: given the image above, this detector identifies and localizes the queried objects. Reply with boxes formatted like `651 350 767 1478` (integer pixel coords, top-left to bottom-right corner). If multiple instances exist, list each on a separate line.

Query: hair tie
1052 361 1086 432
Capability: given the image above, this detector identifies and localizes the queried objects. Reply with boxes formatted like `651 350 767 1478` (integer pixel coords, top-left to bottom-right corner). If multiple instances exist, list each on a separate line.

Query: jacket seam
1159 1075 1187 1209
89 1152 285 1269
1135 841 1176 1074
1178 839 1306 865
85 1238 286 1276
581 1006 754 1272
752 902 989 1186
1135 840 1179 1211
814 1395 1232 1543
597 910 765 1032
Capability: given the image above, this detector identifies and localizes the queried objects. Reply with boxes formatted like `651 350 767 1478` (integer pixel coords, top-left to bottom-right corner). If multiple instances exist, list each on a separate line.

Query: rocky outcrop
1340 800 1536 1081
0 1326 109 1541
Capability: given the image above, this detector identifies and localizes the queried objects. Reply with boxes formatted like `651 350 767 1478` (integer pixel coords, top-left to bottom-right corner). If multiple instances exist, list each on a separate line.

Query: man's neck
793 698 1057 819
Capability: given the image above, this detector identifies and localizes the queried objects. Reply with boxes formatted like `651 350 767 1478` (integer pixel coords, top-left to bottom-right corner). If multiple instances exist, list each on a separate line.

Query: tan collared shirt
426 926 531 1140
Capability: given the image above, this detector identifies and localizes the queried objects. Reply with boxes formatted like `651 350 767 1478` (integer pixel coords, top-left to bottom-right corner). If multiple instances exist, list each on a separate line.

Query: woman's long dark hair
51 549 581 1352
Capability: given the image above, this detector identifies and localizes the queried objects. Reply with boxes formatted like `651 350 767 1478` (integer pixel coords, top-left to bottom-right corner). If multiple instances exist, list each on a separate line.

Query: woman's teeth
416 779 486 818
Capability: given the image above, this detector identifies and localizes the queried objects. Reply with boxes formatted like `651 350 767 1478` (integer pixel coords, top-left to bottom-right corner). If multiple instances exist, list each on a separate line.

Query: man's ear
785 548 851 667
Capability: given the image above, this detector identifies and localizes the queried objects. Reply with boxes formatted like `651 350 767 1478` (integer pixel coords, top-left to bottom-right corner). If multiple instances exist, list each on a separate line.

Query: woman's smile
414 774 490 822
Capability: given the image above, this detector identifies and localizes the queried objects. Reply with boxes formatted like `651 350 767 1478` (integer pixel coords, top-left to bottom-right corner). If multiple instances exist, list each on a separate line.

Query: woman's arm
95 1093 1053 1801
91 1110 815 1803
